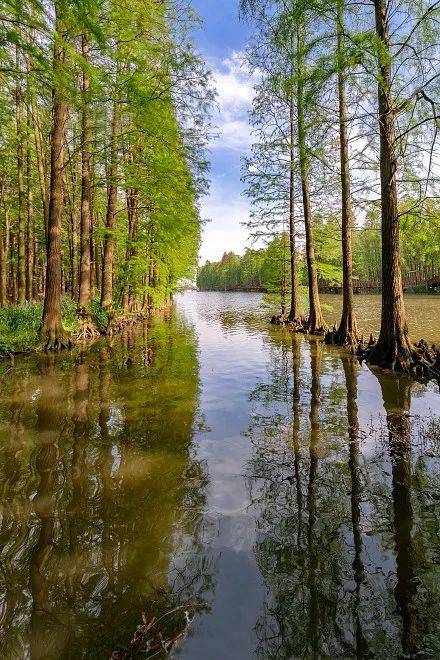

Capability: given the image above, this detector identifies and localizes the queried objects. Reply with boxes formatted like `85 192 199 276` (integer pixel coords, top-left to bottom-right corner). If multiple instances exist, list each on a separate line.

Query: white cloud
210 51 258 152
199 181 253 263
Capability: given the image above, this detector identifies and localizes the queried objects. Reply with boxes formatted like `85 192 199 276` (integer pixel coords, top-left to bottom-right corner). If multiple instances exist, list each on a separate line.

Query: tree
40 1 71 349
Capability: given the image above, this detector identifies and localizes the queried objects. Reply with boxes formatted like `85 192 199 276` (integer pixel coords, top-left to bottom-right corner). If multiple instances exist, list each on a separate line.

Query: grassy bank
0 300 110 356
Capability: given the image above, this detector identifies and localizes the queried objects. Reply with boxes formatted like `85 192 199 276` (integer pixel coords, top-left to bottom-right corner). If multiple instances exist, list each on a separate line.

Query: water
0 292 439 659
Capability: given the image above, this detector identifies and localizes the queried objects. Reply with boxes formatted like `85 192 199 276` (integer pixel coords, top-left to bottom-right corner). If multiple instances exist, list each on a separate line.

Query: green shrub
90 299 110 331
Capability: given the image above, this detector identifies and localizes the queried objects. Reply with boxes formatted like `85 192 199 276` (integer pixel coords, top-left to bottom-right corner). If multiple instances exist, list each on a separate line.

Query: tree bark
368 0 413 371
40 5 70 348
78 34 92 310
0 181 8 306
101 102 120 308
32 99 49 238
288 88 301 322
334 0 358 346
295 20 325 334
16 45 26 305
26 101 35 301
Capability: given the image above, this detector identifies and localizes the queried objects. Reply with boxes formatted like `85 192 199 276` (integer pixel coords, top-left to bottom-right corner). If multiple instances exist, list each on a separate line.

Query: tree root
360 336 440 383
270 314 306 332
74 322 102 342
325 325 361 353
39 328 73 352
106 311 149 337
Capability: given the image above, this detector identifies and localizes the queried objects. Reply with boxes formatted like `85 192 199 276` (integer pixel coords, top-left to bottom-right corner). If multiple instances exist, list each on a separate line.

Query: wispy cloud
210 51 257 152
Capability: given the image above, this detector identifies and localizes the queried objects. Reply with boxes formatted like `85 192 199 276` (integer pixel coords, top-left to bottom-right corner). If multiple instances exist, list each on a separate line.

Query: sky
190 1 255 264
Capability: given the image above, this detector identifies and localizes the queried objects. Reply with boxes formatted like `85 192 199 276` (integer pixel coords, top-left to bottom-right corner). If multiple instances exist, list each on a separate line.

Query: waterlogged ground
0 292 439 659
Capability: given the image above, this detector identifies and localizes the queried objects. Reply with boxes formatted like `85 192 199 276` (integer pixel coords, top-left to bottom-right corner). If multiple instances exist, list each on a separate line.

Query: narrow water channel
0 292 439 658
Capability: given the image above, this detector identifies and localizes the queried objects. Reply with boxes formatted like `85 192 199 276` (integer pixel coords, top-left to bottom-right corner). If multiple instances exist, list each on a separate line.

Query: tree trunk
368 0 413 371
32 99 49 237
78 34 92 311
295 21 325 334
288 88 301 322
101 102 120 308
0 181 8 306
40 5 70 348
16 46 26 305
65 133 80 300
334 0 358 347
26 102 35 302
0 222 5 307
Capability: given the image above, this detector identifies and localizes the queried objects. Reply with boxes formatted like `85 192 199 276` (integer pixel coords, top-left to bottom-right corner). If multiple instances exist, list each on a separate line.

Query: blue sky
190 1 256 264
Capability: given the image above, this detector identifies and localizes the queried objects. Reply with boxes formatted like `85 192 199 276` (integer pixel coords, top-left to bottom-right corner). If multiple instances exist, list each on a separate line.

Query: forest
197 204 440 294
0 1 440 657
232 0 440 376
0 0 211 353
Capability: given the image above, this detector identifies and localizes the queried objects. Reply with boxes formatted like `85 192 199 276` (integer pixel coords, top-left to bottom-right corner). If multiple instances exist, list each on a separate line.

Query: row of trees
239 0 440 372
197 203 440 296
0 0 211 347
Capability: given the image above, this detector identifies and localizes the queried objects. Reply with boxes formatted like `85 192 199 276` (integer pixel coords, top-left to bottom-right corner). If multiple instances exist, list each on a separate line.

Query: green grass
0 298 85 356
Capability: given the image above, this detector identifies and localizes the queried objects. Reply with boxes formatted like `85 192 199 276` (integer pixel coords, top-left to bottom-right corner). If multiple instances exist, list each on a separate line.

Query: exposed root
325 325 361 353
360 335 440 383
270 314 306 332
106 311 149 337
74 322 101 342
39 328 73 352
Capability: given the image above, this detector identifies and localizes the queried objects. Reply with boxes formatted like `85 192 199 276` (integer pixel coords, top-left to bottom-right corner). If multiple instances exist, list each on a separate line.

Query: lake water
0 292 439 658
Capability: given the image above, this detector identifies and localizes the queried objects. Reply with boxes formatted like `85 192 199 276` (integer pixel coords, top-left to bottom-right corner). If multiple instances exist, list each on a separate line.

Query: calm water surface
0 292 439 659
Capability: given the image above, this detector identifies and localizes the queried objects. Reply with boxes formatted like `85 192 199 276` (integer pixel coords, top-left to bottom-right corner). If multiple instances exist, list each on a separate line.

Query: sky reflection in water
0 291 439 659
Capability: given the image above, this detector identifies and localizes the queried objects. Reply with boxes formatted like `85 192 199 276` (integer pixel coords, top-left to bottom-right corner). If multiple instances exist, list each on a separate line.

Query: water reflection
244 321 440 658
0 311 213 658
0 292 439 658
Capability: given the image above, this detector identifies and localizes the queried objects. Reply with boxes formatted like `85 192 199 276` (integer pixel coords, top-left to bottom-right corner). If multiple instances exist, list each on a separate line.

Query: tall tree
40 2 71 348
295 17 326 334
78 33 93 311
367 0 412 371
333 0 358 347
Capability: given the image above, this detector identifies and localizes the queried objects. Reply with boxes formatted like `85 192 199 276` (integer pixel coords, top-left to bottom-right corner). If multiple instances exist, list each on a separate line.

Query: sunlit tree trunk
26 102 35 301
101 102 120 308
16 45 26 305
32 99 49 238
0 181 8 306
295 20 325 334
40 4 70 348
288 88 300 322
334 0 358 346
78 34 92 310
368 0 413 371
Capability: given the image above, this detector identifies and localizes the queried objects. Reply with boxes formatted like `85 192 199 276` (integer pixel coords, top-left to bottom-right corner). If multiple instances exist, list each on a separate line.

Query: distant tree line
198 202 440 296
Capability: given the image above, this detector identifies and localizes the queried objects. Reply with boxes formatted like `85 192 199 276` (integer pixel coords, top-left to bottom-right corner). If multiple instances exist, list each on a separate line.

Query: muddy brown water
0 292 439 658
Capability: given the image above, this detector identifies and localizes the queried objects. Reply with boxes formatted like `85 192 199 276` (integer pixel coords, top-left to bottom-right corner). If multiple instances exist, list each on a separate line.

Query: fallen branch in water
110 603 202 659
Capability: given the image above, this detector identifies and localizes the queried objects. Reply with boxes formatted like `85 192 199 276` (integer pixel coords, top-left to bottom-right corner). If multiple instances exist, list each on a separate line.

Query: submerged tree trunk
334 0 358 347
367 0 413 371
16 46 26 305
288 88 301 323
295 20 325 334
40 6 70 348
78 34 92 311
101 102 120 309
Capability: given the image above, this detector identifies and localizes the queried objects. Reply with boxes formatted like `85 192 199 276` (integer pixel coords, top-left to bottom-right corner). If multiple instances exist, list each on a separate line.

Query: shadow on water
0 309 215 658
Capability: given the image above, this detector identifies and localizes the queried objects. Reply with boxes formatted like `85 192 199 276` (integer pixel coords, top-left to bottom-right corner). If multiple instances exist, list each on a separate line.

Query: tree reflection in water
246 331 440 659
0 311 214 658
